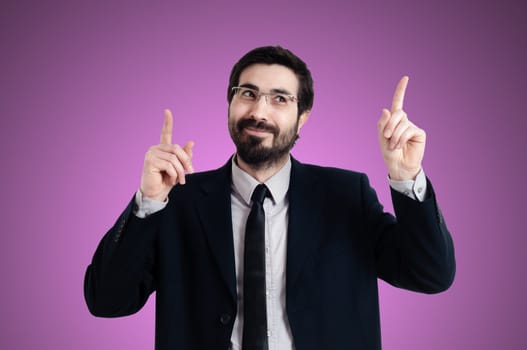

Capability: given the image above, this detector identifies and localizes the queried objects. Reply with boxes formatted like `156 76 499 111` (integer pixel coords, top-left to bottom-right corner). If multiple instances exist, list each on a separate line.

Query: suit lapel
195 161 237 303
286 159 324 296
193 158 325 305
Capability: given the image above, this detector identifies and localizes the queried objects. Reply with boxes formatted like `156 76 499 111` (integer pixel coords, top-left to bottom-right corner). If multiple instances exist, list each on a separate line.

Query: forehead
238 64 299 93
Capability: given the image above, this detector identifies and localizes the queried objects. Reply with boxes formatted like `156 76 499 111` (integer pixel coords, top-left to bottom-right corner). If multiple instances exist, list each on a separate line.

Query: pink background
1 0 526 348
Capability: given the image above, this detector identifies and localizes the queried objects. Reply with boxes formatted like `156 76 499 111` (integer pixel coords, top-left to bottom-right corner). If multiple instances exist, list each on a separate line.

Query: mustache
236 119 278 135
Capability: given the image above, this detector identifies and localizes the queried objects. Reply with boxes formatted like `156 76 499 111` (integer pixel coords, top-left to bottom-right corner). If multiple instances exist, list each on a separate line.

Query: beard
228 117 300 169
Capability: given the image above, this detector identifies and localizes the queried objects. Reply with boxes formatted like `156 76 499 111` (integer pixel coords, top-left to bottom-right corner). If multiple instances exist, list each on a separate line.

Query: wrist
388 167 421 181
139 188 167 202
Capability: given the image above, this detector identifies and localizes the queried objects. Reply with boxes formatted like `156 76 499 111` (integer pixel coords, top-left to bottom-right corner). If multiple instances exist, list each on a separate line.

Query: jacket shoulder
167 160 231 200
293 160 367 187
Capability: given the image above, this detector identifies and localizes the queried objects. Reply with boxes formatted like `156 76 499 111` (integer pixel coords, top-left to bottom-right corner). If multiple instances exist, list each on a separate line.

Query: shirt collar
231 155 291 206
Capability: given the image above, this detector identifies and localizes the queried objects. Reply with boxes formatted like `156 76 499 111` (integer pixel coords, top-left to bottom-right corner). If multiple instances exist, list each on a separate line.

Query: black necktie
242 184 269 350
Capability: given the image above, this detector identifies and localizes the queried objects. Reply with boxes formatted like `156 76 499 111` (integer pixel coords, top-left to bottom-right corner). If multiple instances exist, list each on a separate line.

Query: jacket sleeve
84 197 160 317
362 174 456 293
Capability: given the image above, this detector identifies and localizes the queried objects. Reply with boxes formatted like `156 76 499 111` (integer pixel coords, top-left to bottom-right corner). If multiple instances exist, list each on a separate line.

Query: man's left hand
377 76 426 181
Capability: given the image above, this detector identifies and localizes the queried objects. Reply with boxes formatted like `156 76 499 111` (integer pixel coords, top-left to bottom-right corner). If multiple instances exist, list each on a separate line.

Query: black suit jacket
84 158 455 349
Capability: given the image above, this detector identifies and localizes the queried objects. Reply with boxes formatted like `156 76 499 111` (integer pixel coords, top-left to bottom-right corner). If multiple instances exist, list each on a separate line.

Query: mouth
237 119 277 137
243 126 273 137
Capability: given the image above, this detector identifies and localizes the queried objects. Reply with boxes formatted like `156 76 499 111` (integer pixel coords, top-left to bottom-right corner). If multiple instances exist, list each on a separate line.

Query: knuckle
167 165 177 176
174 148 190 164
166 144 176 153
168 153 178 164
146 146 156 156
144 151 154 163
173 161 184 172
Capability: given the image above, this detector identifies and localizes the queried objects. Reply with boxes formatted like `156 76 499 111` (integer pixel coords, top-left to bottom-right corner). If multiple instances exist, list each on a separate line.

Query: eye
240 88 257 100
272 94 288 104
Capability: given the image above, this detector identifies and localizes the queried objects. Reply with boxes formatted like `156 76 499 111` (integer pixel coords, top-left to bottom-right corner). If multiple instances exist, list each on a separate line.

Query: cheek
229 101 248 118
278 113 300 130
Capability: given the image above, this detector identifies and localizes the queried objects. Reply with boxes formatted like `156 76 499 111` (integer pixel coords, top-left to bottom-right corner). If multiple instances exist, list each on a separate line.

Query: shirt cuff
134 190 169 218
388 168 427 202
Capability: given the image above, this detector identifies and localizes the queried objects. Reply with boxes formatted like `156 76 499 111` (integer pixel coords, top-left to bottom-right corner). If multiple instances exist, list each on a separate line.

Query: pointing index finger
391 76 409 113
160 109 173 145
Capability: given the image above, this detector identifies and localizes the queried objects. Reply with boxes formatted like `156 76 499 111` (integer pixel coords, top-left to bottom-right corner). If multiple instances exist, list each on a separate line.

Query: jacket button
220 313 231 325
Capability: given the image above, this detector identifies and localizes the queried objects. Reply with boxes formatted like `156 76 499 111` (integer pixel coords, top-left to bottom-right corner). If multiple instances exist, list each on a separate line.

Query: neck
235 153 290 183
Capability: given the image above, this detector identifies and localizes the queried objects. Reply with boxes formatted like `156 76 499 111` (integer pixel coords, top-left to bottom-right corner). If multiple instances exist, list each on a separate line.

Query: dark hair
227 46 314 117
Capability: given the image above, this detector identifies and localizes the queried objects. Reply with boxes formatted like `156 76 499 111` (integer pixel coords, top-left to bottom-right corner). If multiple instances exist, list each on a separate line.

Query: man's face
228 64 309 167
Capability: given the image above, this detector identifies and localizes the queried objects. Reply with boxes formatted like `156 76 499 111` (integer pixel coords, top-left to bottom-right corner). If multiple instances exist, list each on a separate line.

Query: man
84 46 455 350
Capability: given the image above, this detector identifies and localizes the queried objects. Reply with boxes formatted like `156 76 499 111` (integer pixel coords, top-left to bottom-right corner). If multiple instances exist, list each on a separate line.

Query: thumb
183 141 194 157
183 141 195 173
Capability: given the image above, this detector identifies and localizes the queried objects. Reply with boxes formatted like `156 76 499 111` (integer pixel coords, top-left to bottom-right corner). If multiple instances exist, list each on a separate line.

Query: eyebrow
239 83 294 96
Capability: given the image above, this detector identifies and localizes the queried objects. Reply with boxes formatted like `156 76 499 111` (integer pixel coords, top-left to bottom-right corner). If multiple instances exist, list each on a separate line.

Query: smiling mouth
244 126 272 135
236 119 278 137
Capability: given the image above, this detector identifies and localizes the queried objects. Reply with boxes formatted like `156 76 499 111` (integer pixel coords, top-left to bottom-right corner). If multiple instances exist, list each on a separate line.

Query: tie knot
251 184 269 205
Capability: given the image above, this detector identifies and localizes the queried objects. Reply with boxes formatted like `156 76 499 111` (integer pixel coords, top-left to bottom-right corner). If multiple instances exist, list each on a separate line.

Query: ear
297 110 310 132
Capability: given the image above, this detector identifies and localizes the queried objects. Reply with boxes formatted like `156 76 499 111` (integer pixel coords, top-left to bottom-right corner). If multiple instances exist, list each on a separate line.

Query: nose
249 94 270 120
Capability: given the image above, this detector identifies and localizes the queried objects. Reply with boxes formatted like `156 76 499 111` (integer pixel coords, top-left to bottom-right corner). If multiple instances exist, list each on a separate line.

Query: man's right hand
140 109 194 201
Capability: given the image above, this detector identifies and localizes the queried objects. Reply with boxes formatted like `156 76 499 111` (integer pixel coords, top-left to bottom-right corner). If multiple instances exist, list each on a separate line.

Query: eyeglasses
231 86 298 108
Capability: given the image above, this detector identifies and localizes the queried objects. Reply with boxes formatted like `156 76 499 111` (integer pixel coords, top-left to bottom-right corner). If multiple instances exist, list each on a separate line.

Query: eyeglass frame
231 86 299 107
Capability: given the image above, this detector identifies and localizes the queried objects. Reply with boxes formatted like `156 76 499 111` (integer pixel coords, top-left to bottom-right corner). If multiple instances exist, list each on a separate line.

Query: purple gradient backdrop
1 0 525 348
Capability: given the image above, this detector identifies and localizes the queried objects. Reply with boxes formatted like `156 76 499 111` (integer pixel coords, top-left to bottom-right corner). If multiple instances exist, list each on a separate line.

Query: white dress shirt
133 156 427 350
229 157 294 350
